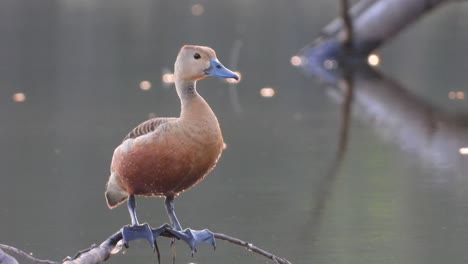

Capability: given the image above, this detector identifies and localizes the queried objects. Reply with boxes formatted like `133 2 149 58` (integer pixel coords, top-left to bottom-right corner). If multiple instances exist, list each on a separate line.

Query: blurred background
1 0 468 263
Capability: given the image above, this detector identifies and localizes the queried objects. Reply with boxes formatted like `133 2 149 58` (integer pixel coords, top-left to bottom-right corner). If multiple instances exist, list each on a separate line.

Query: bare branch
0 244 57 264
0 249 19 264
63 231 122 264
61 228 291 264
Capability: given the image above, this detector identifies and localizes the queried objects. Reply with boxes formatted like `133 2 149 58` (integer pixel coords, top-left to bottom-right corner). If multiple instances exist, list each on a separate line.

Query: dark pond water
1 1 468 263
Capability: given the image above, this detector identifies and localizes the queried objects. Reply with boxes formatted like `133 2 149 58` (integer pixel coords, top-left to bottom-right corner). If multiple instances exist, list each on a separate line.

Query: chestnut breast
111 119 224 197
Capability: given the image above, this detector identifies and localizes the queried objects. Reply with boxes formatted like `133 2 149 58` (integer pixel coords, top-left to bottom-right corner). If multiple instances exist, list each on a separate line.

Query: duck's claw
166 228 216 255
121 223 155 249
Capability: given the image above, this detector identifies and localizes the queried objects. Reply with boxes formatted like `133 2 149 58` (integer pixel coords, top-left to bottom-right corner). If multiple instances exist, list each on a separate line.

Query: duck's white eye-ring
193 53 201 59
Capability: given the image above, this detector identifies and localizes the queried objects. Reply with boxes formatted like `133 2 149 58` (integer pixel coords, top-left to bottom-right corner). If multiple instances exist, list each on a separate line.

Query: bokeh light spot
323 59 337 69
449 91 456 99
191 4 204 16
139 80 152 91
13 92 26 102
162 73 175 84
448 91 465 100
368 54 380 66
260 87 275 98
290 56 302 66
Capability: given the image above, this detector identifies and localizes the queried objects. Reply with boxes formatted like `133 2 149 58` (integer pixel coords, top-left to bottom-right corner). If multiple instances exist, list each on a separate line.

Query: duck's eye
193 53 201 60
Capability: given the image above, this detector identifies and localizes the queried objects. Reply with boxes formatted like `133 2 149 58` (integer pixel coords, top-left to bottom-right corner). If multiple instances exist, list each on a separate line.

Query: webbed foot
121 223 155 248
167 228 216 255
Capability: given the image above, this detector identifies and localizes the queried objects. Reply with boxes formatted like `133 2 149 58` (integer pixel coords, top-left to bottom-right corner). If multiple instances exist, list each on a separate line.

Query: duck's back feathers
124 117 176 141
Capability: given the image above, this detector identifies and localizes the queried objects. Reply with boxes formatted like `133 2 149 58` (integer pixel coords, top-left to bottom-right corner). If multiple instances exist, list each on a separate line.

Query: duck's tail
105 173 128 209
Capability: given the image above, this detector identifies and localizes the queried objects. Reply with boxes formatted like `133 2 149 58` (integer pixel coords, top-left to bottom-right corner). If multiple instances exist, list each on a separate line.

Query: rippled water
1 1 468 263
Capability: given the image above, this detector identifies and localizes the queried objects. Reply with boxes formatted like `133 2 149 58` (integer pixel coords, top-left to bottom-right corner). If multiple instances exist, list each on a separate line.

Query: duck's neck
175 79 213 121
175 79 198 100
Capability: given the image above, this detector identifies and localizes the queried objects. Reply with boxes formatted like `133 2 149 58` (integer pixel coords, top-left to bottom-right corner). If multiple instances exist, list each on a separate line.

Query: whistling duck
105 45 239 252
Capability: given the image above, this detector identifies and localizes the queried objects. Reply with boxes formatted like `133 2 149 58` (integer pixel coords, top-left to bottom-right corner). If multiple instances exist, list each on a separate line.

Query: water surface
0 1 467 263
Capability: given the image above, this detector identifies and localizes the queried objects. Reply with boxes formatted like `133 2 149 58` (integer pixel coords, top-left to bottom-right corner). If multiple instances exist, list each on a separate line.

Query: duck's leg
163 196 216 254
121 195 155 248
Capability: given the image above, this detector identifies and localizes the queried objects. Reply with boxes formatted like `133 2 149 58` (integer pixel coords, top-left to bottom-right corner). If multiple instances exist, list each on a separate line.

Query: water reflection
298 36 468 262
317 63 468 173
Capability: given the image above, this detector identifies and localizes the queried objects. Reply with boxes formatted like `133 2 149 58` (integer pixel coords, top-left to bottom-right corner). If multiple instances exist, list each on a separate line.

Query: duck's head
175 45 239 82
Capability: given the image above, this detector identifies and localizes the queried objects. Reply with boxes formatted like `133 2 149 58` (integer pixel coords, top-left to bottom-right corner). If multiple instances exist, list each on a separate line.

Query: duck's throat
176 79 215 122
175 79 198 100
176 79 202 119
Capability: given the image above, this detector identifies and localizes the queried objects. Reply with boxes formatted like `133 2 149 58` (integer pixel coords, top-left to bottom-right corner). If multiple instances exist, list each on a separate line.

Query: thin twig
322 0 375 37
320 0 355 180
336 0 354 164
214 233 291 264
0 244 58 264
340 0 353 48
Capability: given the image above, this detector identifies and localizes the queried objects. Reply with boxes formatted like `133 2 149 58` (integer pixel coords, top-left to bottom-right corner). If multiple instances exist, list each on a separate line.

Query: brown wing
123 117 175 141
